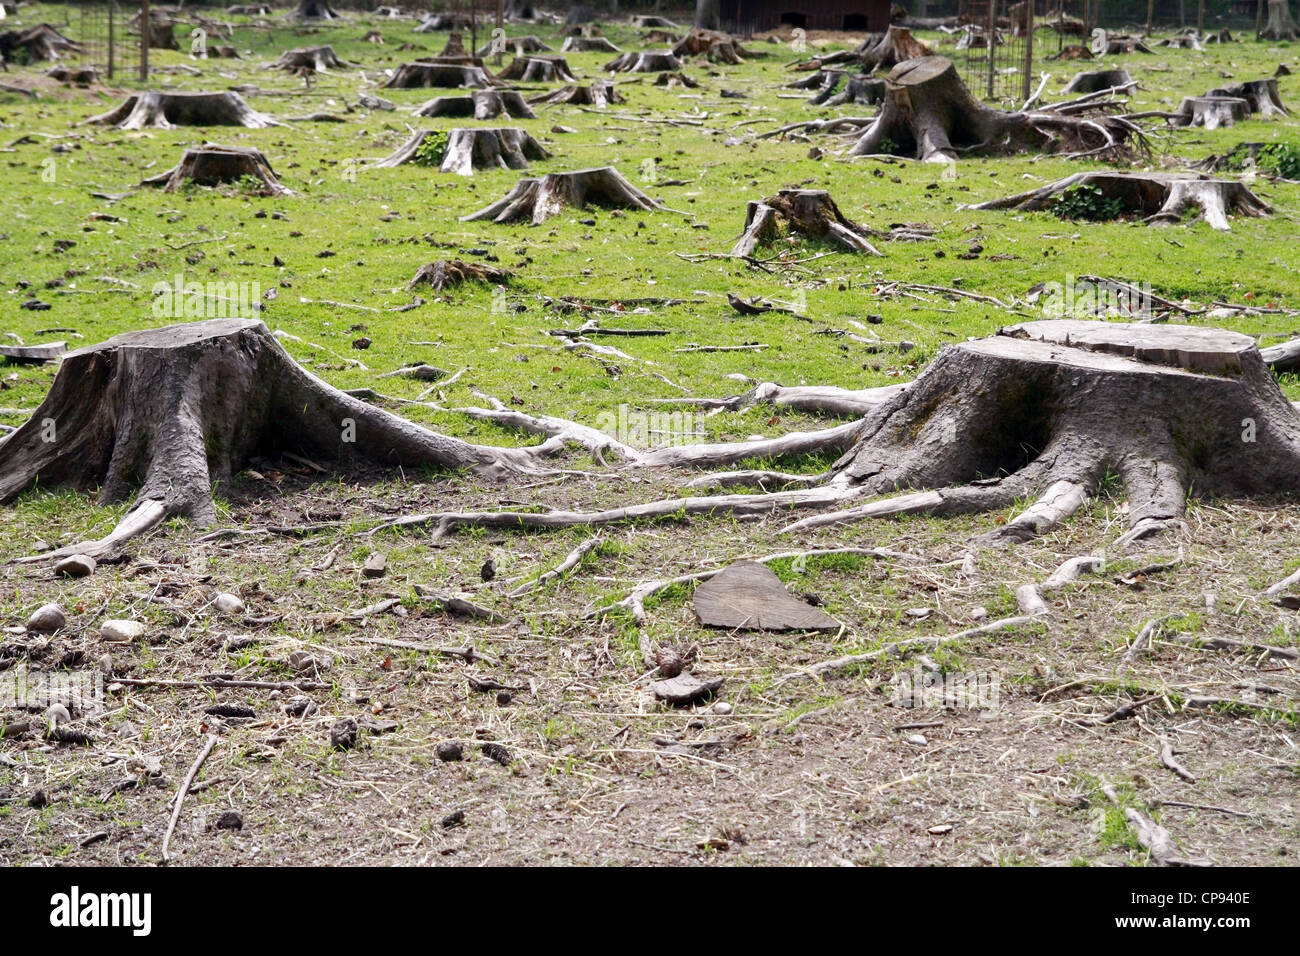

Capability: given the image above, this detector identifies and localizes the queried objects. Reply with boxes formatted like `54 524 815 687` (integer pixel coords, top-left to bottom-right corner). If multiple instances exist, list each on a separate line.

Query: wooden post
1145 0 1155 34
469 0 477 61
494 0 503 66
1021 0 1034 103
108 0 115 80
1256 0 1265 36
1197 0 1204 33
140 0 149 81
985 0 997 99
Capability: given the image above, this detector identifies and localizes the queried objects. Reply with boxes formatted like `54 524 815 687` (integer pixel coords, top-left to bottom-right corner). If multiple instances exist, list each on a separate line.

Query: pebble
362 552 387 578
928 824 954 835
100 620 145 643
284 696 315 718
907 734 928 747
26 604 66 633
54 554 96 578
712 701 733 716
213 592 245 615
970 606 988 621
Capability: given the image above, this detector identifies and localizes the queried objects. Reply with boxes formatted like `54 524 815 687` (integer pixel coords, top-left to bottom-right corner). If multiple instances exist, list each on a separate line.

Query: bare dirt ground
2 461 1296 866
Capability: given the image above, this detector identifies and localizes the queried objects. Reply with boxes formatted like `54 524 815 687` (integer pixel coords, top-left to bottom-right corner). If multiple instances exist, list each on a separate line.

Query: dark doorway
779 12 808 27
843 13 870 29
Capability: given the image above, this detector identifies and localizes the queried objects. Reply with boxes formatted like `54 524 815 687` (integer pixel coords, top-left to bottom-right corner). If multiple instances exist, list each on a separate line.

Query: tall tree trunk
695 0 719 31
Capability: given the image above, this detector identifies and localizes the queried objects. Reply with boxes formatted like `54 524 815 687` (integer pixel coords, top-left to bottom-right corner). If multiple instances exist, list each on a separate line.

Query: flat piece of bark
692 560 840 631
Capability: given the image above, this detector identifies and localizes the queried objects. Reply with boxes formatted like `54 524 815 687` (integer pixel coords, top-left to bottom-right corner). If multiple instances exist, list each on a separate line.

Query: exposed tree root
414 90 535 119
460 166 660 225
732 189 883 258
82 91 279 130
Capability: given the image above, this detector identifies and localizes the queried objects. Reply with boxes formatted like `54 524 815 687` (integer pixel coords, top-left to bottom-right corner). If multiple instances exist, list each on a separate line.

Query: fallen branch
161 734 217 864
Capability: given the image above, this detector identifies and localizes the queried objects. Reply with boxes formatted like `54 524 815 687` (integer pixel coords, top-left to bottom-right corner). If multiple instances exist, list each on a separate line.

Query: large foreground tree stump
848 57 1138 163
266 45 356 72
1260 0 1300 40
963 171 1271 231
82 91 278 130
0 320 538 560
496 54 577 83
414 90 535 119
560 35 620 53
140 144 293 195
384 61 499 89
814 320 1300 543
1060 68 1133 95
1206 78 1288 116
732 190 882 257
605 50 681 73
461 167 659 224
530 80 621 108
1175 96 1250 130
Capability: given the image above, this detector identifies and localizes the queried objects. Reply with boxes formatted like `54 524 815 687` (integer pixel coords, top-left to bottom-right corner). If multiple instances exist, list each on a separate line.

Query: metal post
986 0 997 99
108 1 115 79
140 0 150 81
1197 0 1204 33
1021 0 1034 104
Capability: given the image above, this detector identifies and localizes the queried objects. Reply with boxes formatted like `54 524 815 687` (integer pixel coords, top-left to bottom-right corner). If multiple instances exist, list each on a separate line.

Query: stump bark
1089 29 1154 54
384 61 499 89
0 320 540 559
414 90 535 119
1206 79 1287 116
963 171 1270 231
496 54 577 83
671 29 754 64
1060 68 1132 95
0 24 83 64
605 50 681 73
848 57 1137 163
439 127 549 176
530 80 621 108
476 34 551 56
818 320 1300 543
289 0 342 21
409 260 511 292
1260 0 1300 40
82 91 278 130
797 70 886 106
266 45 355 72
461 167 659 225
859 26 931 73
140 144 292 195
1175 96 1250 130
732 190 883 258
560 35 620 54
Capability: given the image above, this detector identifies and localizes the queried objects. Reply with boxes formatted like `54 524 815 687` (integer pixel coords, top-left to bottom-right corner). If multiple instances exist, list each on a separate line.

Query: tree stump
140 144 293 195
289 0 342 21
0 24 83 64
414 90 535 119
461 167 659 225
560 35 620 53
631 15 680 29
560 23 604 38
476 35 551 56
605 50 681 73
439 127 549 176
797 70 886 107
266 45 355 72
1089 29 1154 54
732 190 883 257
1260 0 1300 40
82 91 278 130
1175 96 1250 130
415 13 473 32
820 320 1300 544
654 71 698 89
384 61 499 89
962 171 1270 231
45 65 99 86
671 29 755 64
530 80 621 108
859 26 931 73
0 320 533 559
409 260 511 292
495 54 577 83
1206 78 1287 117
1060 68 1133 95
848 57 1137 163
1047 44 1094 60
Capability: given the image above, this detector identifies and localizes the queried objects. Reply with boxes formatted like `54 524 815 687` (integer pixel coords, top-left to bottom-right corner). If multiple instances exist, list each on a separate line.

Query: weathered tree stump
289 0 342 21
1206 78 1287 116
632 15 680 29
955 25 1003 50
1060 68 1133 95
530 80 621 108
45 65 99 86
415 12 472 32
1162 32 1202 50
476 34 551 56
1175 95 1250 130
796 70 886 106
1089 29 1154 54
414 90 535 119
409 260 511 292
732 190 883 257
654 71 698 88
0 24 83 64
228 4 273 14
560 35 620 53
140 144 292 195
849 57 1139 163
859 26 931 73
441 127 549 176
0 320 540 559
461 167 659 225
963 171 1270 231
1260 0 1300 40
384 61 499 89
672 28 754 64
266 45 356 72
809 320 1300 544
82 91 278 130
605 50 681 73
496 54 577 83
1047 44 1094 60
142 17 179 50
560 23 604 38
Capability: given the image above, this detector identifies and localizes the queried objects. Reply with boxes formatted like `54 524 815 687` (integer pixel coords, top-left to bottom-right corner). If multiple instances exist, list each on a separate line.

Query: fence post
140 0 150 81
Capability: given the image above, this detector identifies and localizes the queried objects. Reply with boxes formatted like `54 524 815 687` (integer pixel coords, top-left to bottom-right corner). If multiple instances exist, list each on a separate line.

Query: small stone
907 734 928 747
712 701 733 716
213 592 245 615
215 810 244 830
28 789 48 809
441 809 465 829
100 619 145 643
652 672 724 707
362 552 387 578
54 554 96 578
285 695 316 718
928 824 954 835
496 690 513 706
970 606 988 621
288 650 320 673
436 741 464 762
330 718 358 750
26 603 66 633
